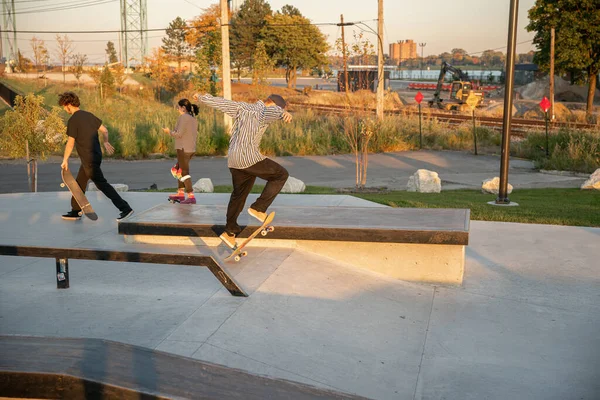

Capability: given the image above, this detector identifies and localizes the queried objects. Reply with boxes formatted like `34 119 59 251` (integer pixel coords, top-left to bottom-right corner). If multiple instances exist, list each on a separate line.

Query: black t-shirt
67 110 103 163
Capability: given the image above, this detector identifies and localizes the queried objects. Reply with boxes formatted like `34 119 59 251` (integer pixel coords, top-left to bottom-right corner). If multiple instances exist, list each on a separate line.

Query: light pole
419 43 426 80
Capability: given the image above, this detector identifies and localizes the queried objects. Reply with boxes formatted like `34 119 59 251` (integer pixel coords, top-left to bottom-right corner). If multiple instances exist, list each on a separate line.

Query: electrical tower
120 0 147 70
2 0 17 68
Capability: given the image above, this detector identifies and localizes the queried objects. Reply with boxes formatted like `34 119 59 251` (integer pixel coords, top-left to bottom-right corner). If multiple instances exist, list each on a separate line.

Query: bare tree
70 53 87 88
30 37 48 74
55 34 74 83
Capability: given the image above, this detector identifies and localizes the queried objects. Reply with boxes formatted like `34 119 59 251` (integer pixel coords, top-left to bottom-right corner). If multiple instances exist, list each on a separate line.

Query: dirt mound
517 76 600 103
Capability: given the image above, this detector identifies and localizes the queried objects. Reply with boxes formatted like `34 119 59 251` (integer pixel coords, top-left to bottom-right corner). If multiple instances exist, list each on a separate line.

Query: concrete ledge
123 235 465 285
121 204 469 285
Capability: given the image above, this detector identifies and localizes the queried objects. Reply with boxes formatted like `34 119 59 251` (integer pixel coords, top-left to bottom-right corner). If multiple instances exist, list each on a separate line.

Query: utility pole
339 15 349 94
419 43 426 80
496 0 519 205
376 0 384 120
220 0 232 130
549 27 555 121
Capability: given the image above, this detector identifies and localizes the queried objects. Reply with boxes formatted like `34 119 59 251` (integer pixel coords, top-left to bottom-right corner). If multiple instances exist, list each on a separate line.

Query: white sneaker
220 232 237 249
248 208 267 222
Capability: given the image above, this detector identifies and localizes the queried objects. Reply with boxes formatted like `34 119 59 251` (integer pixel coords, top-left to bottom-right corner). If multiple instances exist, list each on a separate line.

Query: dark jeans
226 158 289 235
71 162 131 213
176 149 194 193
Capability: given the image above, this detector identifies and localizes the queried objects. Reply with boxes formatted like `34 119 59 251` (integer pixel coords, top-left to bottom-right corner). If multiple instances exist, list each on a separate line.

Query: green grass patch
354 188 600 227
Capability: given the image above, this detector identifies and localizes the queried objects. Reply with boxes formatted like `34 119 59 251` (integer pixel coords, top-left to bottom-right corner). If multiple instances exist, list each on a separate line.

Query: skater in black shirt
58 92 133 221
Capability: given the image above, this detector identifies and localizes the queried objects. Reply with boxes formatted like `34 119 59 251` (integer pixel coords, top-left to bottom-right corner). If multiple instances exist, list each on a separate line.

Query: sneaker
168 193 185 202
117 209 134 221
248 207 267 222
62 210 82 220
179 197 196 204
220 232 237 249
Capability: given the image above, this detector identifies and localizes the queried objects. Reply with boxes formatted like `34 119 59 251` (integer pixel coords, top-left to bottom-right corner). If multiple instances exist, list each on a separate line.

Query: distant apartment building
389 40 417 65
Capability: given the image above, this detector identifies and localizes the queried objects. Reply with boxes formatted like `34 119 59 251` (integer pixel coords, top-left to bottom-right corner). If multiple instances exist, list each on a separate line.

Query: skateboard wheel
241 251 248 257
267 226 275 232
261 229 267 236
60 183 65 188
234 255 241 262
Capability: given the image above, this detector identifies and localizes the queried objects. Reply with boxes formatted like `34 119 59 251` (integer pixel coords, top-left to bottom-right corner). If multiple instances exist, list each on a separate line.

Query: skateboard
225 211 275 262
60 168 98 221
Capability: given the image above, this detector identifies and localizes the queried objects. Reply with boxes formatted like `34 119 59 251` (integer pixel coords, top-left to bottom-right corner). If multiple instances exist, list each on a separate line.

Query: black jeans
71 162 131 213
176 149 194 193
226 158 289 235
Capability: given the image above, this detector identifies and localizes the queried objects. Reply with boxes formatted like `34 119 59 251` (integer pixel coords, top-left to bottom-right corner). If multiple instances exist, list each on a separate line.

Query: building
389 40 417 65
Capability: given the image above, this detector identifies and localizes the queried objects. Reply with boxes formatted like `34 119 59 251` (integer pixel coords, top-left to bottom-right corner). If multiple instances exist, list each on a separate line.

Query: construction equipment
428 61 485 111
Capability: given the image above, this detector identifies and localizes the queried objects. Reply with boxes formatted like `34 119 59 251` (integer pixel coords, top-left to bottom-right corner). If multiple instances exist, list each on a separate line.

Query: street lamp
419 43 426 80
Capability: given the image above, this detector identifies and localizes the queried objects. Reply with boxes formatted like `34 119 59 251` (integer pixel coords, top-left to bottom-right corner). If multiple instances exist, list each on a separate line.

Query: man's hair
266 94 286 109
58 92 80 107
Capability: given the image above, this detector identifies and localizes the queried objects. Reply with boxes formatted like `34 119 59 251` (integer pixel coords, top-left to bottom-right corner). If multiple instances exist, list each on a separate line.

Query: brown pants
176 149 194 193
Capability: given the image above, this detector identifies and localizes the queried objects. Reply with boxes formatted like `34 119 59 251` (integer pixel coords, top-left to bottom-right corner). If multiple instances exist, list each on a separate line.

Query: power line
0 0 117 16
8 19 376 34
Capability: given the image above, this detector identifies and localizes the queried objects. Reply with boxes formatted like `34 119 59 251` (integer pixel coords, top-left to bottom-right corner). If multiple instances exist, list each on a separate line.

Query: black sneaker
62 210 82 220
117 209 134 221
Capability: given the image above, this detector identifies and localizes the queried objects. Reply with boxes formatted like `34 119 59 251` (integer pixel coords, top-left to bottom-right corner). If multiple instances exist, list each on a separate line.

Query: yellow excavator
428 61 485 111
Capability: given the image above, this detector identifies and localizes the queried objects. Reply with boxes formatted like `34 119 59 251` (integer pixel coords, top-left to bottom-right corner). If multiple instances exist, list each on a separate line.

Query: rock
406 169 441 193
581 169 600 190
193 178 214 193
281 176 306 193
87 183 128 192
482 177 513 194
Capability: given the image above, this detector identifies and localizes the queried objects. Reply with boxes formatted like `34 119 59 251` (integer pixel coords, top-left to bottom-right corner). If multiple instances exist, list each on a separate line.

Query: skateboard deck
225 212 275 262
60 168 98 221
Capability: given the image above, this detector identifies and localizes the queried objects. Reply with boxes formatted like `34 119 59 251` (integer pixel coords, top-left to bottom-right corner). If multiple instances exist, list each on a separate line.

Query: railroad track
288 102 599 133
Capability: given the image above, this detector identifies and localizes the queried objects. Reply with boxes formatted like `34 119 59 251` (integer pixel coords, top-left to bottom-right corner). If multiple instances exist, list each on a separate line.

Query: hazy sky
13 0 538 64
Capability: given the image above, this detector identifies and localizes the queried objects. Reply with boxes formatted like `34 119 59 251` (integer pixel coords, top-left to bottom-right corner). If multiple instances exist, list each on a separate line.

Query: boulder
281 176 306 193
406 169 441 193
581 169 600 190
193 178 214 193
482 177 513 194
87 183 128 192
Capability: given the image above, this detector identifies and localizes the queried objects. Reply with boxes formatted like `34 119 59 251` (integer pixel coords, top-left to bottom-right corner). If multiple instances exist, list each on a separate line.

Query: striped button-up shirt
199 94 285 169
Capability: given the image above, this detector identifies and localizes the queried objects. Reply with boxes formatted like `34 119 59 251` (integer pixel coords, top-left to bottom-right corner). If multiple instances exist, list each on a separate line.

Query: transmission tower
120 0 147 70
2 0 17 67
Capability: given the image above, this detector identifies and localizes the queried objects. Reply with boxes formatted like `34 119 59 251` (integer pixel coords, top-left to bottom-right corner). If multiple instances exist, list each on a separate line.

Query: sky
9 0 538 65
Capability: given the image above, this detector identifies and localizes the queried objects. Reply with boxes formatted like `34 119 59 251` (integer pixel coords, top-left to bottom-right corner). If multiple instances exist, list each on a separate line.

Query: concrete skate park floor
0 191 599 399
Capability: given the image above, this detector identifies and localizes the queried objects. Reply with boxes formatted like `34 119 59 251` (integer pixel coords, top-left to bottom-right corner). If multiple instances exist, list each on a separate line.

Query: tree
230 0 272 80
15 50 32 73
106 41 119 64
30 37 48 73
480 50 505 68
351 31 376 66
100 63 116 96
0 94 66 192
145 47 172 101
262 11 329 88
112 64 126 92
527 0 600 117
70 53 87 88
55 34 74 83
162 16 191 73
252 41 274 85
280 4 301 16
187 4 222 83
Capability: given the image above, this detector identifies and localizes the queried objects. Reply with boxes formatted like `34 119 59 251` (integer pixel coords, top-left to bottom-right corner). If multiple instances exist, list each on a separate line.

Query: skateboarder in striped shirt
192 92 292 248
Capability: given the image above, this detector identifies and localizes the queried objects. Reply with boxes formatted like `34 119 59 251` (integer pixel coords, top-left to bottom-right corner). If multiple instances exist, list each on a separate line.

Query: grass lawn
150 187 599 228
